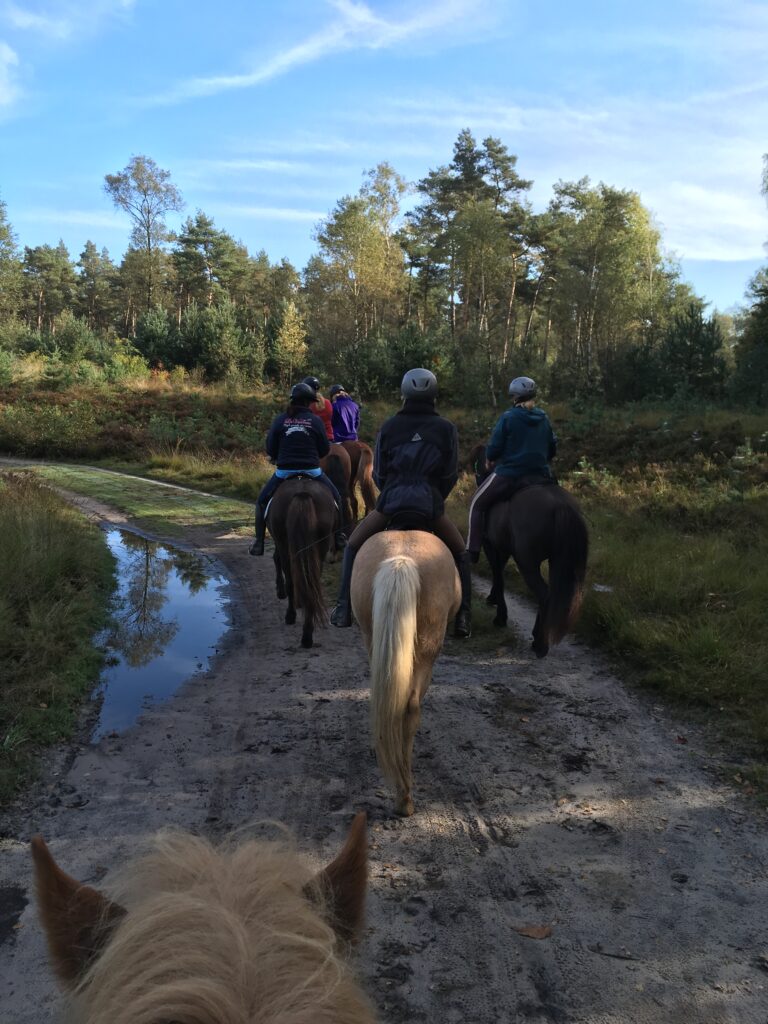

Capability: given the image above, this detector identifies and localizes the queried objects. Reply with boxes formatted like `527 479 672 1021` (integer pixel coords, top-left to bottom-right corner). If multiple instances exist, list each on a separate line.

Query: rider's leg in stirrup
250 475 278 555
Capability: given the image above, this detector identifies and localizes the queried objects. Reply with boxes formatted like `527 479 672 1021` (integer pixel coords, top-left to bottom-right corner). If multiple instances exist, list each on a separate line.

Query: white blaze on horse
351 531 461 817
32 813 375 1024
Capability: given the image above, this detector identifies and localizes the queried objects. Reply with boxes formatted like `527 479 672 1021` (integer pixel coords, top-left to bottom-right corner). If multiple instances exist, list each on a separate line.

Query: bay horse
469 444 588 658
32 813 375 1024
268 477 336 648
351 530 460 816
339 440 377 520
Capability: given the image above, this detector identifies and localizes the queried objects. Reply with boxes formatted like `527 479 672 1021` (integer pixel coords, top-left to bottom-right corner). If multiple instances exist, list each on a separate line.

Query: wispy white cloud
16 207 127 228
213 204 325 223
1 0 135 42
0 39 19 107
342 85 768 263
183 158 316 177
143 0 493 106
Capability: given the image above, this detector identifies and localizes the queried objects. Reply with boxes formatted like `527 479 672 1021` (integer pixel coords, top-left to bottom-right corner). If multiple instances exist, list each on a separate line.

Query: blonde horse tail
369 555 420 795
357 444 377 514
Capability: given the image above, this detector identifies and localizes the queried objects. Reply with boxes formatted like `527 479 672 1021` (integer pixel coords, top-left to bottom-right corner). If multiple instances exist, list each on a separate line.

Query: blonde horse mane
61 830 374 1024
369 555 420 792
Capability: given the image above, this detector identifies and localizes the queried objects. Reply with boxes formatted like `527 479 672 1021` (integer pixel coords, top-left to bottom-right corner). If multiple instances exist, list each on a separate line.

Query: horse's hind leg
517 559 550 657
284 564 297 625
300 610 314 649
486 545 508 627
274 550 287 600
395 691 421 817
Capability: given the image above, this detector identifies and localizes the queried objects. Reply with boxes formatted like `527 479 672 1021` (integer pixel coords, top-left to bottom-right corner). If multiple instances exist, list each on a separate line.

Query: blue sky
0 0 766 311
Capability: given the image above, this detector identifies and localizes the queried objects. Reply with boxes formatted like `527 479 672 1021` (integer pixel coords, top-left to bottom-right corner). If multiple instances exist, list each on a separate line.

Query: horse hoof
301 635 313 649
395 797 414 817
532 641 549 659
493 616 506 628
285 611 296 625
485 593 496 606
276 588 287 600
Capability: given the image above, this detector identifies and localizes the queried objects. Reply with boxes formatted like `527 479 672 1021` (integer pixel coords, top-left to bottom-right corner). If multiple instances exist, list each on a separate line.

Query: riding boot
330 545 356 627
453 551 473 638
249 504 266 556
334 524 348 552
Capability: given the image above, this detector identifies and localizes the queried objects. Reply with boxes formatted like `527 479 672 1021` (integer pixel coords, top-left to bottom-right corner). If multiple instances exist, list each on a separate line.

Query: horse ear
314 812 368 943
31 836 125 987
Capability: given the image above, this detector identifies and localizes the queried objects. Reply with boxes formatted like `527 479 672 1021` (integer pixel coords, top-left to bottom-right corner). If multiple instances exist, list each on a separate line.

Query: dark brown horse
339 440 377 521
469 444 588 658
267 477 336 648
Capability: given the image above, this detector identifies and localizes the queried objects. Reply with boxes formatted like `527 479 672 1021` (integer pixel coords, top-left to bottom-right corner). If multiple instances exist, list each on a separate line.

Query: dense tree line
0 135 763 404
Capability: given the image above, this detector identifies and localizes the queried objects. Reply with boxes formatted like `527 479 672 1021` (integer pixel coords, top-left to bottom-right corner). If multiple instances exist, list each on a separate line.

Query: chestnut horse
268 477 336 648
32 814 375 1024
320 444 353 537
351 530 460 816
469 444 588 658
339 440 377 521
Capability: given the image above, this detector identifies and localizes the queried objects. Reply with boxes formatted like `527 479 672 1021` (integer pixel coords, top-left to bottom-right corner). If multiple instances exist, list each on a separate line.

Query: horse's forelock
70 833 374 1024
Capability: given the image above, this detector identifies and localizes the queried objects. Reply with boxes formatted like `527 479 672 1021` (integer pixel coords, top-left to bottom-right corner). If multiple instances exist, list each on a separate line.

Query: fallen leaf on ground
514 924 553 940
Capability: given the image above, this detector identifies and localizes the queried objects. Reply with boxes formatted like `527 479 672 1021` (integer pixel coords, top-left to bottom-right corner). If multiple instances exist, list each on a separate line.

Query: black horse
267 477 336 648
470 444 589 658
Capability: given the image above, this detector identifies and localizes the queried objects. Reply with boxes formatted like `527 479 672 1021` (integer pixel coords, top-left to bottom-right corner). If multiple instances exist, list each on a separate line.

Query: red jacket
311 396 334 440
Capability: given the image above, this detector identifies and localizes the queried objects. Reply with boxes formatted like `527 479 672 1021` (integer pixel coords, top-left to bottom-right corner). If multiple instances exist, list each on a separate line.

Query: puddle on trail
92 529 229 740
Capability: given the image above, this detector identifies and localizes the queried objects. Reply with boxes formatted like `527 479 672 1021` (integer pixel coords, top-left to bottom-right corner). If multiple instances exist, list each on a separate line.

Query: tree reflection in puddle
93 529 229 740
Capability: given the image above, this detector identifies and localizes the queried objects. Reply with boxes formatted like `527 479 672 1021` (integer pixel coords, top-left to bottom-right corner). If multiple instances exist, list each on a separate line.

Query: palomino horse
268 477 336 648
32 814 375 1024
339 440 377 521
351 530 460 816
470 445 588 658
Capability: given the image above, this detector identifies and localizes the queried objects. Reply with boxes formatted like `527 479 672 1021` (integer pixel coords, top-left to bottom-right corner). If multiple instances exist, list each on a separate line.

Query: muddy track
1 493 767 1023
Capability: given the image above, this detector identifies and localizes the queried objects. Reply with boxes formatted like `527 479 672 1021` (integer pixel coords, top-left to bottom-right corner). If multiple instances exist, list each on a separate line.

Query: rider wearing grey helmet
465 375 558 562
330 368 472 638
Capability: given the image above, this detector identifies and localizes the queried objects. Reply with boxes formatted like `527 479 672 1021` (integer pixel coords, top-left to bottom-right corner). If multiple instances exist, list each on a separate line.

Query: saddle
497 474 557 502
385 510 435 533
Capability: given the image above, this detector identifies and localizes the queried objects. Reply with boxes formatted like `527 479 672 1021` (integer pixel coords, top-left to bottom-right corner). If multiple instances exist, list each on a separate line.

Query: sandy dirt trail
1 494 767 1023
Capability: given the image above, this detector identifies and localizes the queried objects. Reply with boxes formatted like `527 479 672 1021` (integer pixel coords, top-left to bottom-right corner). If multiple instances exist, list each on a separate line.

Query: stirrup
330 603 352 628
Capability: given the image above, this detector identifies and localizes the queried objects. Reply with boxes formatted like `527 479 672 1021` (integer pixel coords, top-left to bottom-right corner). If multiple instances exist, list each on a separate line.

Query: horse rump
286 492 327 622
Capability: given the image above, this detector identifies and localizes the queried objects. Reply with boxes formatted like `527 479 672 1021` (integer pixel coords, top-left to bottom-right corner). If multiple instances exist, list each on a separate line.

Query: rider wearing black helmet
330 368 472 638
303 375 334 441
250 382 346 556
465 375 557 562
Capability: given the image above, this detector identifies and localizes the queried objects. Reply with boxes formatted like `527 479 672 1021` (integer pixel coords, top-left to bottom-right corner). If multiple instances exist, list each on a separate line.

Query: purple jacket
331 395 360 442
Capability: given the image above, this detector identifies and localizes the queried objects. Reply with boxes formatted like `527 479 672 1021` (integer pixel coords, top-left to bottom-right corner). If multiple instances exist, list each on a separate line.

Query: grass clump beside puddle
32 463 253 538
0 473 115 803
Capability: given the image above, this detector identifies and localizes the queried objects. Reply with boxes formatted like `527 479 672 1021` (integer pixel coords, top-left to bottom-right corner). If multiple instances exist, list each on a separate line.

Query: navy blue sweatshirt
266 408 330 469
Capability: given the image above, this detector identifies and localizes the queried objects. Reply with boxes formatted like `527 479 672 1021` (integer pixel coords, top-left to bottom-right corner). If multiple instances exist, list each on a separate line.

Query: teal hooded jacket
485 405 557 479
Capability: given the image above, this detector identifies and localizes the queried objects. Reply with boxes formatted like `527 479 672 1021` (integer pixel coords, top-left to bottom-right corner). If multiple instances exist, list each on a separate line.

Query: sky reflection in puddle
92 529 229 740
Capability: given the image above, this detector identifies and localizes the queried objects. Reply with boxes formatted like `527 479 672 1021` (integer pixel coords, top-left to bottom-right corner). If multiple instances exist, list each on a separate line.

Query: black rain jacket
373 399 459 518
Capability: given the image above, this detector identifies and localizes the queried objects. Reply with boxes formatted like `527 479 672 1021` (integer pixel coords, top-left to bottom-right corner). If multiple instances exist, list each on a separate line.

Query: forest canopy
1 133 765 405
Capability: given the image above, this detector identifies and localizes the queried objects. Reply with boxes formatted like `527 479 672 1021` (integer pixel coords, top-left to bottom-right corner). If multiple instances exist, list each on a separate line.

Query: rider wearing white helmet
465 376 558 562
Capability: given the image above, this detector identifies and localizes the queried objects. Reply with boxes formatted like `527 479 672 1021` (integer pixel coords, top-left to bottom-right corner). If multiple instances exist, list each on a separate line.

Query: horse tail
369 555 420 794
357 444 377 513
546 501 589 644
287 493 327 623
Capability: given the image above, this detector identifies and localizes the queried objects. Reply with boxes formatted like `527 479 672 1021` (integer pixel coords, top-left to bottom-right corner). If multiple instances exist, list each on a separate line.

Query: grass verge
30 463 253 539
0 473 115 803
